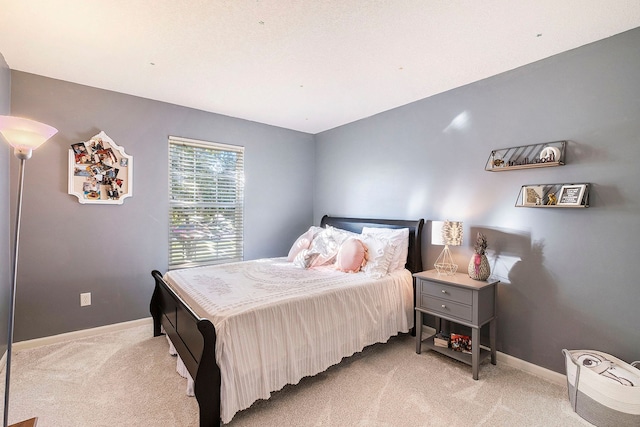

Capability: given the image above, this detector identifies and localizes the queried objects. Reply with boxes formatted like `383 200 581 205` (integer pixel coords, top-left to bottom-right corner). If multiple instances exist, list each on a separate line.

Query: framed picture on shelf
522 185 545 206
557 184 586 206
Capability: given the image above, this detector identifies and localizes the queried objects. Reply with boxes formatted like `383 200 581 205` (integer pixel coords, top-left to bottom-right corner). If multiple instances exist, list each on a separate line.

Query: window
168 136 244 269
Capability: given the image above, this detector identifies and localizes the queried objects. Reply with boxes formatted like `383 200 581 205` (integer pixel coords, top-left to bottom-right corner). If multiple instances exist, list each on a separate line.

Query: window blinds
168 136 244 269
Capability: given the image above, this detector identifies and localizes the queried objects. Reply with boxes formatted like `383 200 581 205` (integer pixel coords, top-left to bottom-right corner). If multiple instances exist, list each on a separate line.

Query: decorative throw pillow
362 227 409 272
307 228 340 267
293 248 319 269
292 228 340 269
336 237 368 273
360 234 396 279
287 226 323 262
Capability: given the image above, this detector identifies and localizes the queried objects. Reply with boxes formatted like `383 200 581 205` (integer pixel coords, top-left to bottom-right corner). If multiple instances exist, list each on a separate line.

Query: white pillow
287 226 323 261
362 227 409 272
360 234 396 279
324 225 360 245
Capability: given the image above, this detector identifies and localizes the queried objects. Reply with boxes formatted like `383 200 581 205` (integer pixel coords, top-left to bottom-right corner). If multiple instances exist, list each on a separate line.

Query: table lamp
432 220 463 275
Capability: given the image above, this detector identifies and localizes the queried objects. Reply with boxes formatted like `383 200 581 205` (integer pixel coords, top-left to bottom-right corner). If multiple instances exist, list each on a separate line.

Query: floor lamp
1 116 58 427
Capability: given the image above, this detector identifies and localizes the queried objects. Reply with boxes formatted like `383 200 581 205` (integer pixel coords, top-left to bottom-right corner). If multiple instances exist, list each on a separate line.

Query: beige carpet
3 324 591 426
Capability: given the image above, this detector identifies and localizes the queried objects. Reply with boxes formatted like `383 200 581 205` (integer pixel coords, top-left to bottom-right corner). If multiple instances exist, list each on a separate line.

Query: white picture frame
68 131 133 205
557 184 586 206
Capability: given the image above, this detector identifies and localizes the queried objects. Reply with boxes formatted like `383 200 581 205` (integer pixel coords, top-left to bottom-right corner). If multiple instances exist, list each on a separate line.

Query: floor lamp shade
432 220 463 275
0 116 58 159
1 116 57 427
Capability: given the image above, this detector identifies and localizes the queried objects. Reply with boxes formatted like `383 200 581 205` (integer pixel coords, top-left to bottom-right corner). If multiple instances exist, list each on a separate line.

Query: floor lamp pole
0 115 57 427
3 157 26 427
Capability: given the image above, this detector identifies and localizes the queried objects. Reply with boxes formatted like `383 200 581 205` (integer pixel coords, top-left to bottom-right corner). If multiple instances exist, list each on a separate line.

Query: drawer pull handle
441 304 446 309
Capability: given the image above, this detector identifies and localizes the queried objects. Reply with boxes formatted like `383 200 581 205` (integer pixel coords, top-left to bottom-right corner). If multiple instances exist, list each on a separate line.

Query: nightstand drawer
420 295 473 322
420 280 473 305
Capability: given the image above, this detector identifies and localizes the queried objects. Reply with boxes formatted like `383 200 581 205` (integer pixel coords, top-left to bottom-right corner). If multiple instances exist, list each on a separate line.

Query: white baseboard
496 351 566 386
12 317 153 351
420 327 566 387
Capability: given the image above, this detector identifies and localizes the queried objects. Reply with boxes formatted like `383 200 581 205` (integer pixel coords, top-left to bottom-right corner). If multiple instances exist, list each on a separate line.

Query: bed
150 215 424 426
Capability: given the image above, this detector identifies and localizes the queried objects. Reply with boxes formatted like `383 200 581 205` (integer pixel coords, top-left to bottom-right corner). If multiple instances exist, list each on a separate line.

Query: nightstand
414 270 498 380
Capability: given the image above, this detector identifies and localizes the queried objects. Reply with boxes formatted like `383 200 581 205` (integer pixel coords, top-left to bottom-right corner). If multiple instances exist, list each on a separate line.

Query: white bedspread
164 257 414 423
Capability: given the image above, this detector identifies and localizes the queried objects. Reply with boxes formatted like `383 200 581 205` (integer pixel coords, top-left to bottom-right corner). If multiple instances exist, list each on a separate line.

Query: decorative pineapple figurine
468 232 490 281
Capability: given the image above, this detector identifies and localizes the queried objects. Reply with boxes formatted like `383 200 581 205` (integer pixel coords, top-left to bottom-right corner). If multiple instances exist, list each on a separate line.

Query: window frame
168 136 244 270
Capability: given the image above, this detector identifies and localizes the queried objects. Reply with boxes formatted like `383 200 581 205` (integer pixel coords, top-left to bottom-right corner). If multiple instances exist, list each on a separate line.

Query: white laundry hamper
563 349 640 427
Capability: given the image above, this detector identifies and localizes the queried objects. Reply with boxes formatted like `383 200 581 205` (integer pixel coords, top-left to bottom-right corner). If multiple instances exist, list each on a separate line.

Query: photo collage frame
68 131 133 204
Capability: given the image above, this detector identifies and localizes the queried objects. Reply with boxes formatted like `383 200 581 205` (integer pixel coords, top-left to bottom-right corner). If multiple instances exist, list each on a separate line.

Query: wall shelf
486 140 566 171
515 183 590 208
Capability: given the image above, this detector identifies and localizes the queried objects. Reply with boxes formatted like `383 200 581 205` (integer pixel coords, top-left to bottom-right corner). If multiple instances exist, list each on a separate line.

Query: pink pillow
336 238 368 273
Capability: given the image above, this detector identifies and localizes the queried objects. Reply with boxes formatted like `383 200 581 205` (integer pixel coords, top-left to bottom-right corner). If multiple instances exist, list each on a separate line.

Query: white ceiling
1 1 639 134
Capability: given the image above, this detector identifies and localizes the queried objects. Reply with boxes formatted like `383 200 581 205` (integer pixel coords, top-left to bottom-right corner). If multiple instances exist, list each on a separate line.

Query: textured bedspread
164 258 414 423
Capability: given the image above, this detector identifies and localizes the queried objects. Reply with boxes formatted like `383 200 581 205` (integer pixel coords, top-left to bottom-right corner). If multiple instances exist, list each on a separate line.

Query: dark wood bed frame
150 215 424 427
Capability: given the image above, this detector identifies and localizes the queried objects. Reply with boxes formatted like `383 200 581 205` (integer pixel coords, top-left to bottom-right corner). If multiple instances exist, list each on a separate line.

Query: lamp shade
431 221 445 245
442 220 463 246
0 115 58 152
431 220 463 246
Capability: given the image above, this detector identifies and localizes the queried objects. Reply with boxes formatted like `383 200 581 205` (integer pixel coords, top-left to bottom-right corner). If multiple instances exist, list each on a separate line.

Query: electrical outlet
80 292 91 307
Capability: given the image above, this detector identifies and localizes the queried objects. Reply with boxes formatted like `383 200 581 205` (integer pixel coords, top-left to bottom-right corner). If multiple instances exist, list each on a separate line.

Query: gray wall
4 27 640 375
0 52 10 417
9 72 314 341
315 28 640 373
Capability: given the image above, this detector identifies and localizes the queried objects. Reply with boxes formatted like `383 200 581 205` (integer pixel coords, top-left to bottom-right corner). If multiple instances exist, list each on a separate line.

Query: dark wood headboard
320 215 424 274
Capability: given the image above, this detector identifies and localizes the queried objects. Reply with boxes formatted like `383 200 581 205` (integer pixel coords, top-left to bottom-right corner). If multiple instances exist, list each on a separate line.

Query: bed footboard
150 270 222 427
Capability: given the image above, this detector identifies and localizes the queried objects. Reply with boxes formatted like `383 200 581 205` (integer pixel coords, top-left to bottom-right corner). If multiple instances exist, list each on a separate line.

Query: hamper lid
569 350 640 387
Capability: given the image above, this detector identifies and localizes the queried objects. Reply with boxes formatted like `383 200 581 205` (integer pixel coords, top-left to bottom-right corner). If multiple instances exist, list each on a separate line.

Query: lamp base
434 245 458 275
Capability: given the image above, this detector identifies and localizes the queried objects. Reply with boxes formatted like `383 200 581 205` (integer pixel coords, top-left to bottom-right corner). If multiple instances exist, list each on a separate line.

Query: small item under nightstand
414 270 499 380
433 332 449 348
